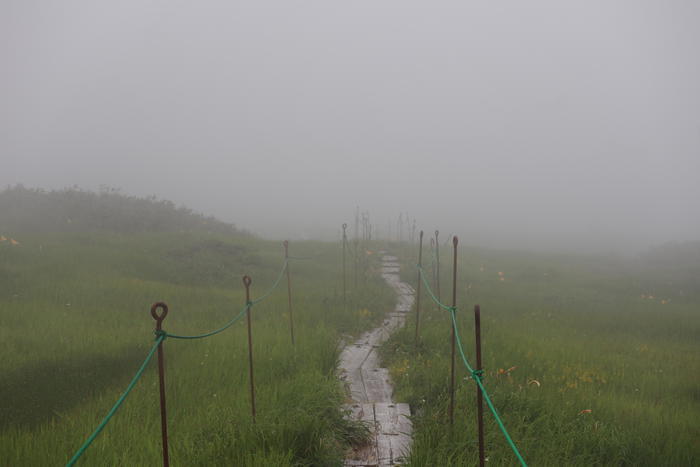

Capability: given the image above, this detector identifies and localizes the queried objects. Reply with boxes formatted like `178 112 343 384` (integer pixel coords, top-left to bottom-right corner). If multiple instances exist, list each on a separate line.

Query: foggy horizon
3 1 699 254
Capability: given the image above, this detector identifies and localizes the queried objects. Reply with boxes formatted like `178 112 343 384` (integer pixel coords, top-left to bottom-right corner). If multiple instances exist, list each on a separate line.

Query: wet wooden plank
364 327 387 348
375 403 412 465
376 432 393 465
362 368 393 403
343 255 413 466
339 343 373 373
344 404 378 466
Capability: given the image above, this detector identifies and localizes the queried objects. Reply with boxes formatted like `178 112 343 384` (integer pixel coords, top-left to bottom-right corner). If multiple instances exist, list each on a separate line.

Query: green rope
416 265 527 465
67 257 294 463
251 259 288 305
417 265 453 311
164 259 288 339
164 304 249 340
449 309 527 467
66 335 165 466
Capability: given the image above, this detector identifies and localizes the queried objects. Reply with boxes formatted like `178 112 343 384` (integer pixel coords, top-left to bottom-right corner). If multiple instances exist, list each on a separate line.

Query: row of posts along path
339 253 414 466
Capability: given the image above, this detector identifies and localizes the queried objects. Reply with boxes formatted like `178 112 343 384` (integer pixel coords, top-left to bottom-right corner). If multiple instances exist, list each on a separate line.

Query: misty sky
2 1 699 252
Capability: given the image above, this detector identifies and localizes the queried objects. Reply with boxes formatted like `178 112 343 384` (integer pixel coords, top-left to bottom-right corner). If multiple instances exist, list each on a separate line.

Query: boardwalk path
339 254 415 466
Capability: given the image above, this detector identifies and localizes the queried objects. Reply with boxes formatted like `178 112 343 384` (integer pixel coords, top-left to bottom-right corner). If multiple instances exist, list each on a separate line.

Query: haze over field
2 1 699 252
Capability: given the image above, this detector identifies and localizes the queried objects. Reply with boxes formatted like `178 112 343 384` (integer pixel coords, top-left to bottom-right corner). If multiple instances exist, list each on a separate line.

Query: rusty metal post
354 239 359 289
449 236 458 426
150 302 170 467
283 241 295 346
415 230 423 346
429 237 435 295
475 304 485 467
242 275 256 421
435 230 441 304
342 223 347 304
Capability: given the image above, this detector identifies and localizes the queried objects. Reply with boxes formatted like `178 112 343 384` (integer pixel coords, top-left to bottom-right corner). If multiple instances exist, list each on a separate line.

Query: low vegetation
382 242 700 466
0 185 245 235
0 190 392 465
3 189 698 465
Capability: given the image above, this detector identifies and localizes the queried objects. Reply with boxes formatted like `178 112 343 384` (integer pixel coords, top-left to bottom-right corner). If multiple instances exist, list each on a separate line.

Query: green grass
3 225 699 466
0 232 392 466
382 243 700 466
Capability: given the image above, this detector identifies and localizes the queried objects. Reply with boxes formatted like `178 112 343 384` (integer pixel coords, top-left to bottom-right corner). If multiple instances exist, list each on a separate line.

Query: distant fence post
283 241 295 346
430 237 435 291
342 223 347 304
449 236 458 426
354 240 359 289
435 230 441 305
415 230 424 346
242 275 256 421
150 302 170 467
475 304 485 466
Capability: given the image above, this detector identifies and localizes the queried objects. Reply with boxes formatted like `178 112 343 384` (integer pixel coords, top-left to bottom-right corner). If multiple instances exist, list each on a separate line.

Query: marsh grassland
1 189 698 466
0 232 392 466
382 243 700 466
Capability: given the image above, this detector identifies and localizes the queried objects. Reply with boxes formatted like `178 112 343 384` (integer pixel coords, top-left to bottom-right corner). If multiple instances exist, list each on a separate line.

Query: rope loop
471 369 484 381
246 301 253 308
154 329 167 341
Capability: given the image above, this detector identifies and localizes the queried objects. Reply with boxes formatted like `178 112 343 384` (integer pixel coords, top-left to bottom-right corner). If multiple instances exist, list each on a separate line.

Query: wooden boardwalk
339 255 414 466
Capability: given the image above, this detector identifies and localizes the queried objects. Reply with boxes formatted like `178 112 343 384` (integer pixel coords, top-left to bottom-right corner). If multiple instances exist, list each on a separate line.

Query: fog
2 1 699 253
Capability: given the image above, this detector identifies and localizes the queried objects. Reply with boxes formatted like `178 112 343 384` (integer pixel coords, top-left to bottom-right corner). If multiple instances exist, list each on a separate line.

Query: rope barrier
67 257 292 465
163 259 288 339
250 259 288 305
67 253 526 466
66 335 165 466
417 265 452 312
450 309 527 466
417 266 528 466
163 305 249 340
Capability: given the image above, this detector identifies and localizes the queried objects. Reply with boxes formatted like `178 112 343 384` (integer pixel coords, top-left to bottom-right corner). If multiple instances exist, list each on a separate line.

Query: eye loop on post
150 302 169 328
242 275 252 288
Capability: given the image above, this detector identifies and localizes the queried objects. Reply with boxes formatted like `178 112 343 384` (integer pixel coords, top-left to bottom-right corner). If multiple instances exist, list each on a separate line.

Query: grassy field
2 188 698 466
0 231 392 466
382 242 700 466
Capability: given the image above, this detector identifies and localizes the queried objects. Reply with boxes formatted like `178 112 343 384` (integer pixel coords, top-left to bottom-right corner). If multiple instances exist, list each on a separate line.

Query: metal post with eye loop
415 230 424 346
242 275 256 421
435 230 441 305
342 223 347 305
150 302 170 467
474 304 485 466
448 236 458 426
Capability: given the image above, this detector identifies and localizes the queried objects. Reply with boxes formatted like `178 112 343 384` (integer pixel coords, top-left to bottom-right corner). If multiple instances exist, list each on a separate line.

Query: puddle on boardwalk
339 254 414 466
